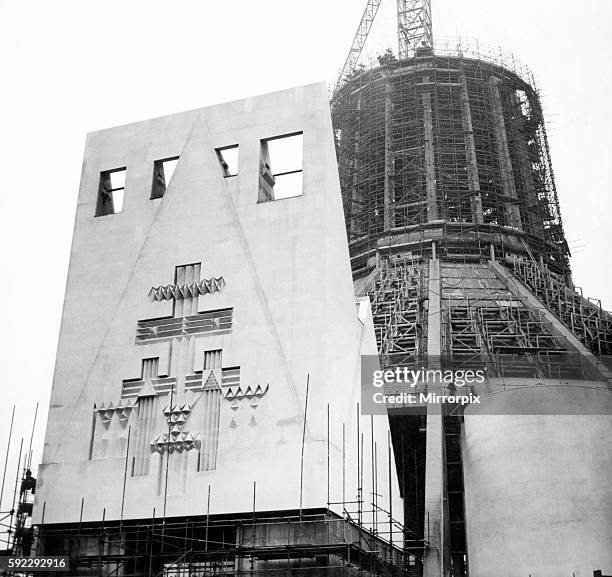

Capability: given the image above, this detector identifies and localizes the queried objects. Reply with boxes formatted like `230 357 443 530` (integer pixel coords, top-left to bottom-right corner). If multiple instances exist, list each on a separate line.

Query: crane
335 0 383 93
397 0 433 59
334 0 433 92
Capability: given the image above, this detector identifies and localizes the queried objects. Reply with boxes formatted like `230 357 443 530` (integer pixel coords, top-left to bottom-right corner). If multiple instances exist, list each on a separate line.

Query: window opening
215 145 239 177
96 168 126 216
259 132 303 202
151 157 179 199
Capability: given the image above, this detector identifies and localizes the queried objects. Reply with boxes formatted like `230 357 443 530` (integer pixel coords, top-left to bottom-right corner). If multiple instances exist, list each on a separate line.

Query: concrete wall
463 384 612 576
33 83 402 527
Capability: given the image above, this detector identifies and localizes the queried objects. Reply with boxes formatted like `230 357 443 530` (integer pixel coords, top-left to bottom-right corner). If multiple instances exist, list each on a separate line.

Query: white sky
0 0 610 507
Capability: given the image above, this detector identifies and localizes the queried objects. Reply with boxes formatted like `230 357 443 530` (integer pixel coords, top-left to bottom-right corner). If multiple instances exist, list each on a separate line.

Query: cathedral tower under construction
332 4 612 575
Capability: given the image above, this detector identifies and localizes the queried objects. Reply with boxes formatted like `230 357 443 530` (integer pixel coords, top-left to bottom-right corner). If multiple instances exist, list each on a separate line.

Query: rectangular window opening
151 157 179 199
258 132 303 202
515 89 532 120
215 145 239 177
96 168 126 216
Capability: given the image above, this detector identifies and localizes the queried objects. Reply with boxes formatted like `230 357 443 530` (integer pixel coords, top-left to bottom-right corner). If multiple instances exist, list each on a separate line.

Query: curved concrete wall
463 384 612 577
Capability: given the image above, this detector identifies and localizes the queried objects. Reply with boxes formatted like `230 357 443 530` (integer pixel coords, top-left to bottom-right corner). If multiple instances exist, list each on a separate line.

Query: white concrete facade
33 83 402 526
463 385 612 577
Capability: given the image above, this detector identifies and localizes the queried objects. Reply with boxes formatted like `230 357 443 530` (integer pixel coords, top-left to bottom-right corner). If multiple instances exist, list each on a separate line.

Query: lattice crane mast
397 0 433 59
334 0 383 93
334 0 433 92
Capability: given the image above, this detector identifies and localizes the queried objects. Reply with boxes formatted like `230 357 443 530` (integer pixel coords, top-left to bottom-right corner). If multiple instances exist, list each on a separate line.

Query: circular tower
332 44 569 278
332 23 612 577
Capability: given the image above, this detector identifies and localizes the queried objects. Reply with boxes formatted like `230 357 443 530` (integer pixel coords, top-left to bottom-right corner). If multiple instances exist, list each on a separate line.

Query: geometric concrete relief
90 401 134 461
95 263 234 474
148 262 225 303
135 261 230 348
122 358 176 398
131 396 156 476
148 277 225 302
184 365 239 392
95 399 136 427
198 385 221 471
224 383 269 405
134 307 233 347
132 264 230 474
150 402 201 454
224 383 270 429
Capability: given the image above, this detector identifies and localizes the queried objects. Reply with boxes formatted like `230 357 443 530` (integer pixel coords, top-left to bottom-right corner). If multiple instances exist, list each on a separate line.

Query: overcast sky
0 0 610 509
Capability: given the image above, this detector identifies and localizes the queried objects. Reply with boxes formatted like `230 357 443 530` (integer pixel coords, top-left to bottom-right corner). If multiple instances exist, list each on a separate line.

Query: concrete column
459 75 484 225
423 258 450 577
350 94 362 235
422 83 438 221
427 258 441 359
489 76 522 230
384 75 395 230
423 404 450 577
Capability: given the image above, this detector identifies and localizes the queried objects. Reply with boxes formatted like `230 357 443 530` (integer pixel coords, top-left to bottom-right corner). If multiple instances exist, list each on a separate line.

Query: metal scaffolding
511 256 612 357
369 257 428 369
34 509 413 577
366 259 607 378
332 40 570 276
